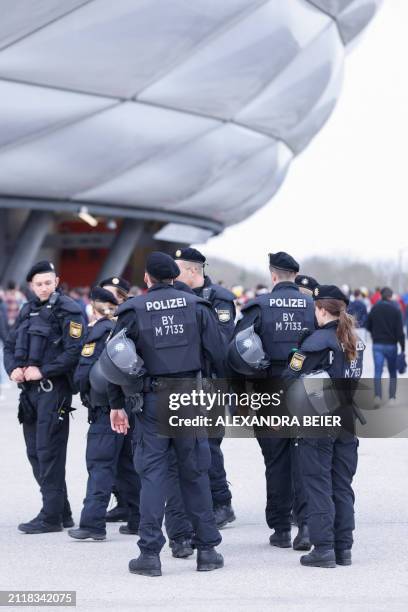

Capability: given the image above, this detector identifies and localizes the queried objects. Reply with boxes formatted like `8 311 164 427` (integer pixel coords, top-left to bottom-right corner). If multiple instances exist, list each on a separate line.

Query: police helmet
99 329 145 392
286 371 341 419
228 325 270 376
89 359 109 395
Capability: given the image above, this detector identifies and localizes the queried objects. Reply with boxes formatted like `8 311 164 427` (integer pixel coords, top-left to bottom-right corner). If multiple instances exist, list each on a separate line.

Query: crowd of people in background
2 277 406 404
1 279 408 333
0 280 406 370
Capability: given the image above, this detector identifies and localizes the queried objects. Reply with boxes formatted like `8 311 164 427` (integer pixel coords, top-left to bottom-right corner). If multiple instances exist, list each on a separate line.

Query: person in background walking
348 289 368 343
367 287 405 405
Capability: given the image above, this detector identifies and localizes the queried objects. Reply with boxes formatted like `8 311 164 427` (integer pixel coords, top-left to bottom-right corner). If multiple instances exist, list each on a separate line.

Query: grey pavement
0 343 408 612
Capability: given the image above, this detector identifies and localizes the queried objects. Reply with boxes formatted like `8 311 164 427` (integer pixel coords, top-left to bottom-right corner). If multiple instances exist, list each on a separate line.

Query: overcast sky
197 0 407 273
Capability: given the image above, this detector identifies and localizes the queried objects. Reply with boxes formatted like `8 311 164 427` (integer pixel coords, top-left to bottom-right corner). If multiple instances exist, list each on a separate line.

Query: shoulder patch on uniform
81 342 96 357
217 309 231 323
69 321 83 338
289 351 306 371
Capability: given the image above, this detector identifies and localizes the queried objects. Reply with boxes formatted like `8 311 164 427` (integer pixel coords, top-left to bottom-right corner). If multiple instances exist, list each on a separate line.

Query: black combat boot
105 500 129 522
293 524 311 551
335 549 352 566
169 538 194 558
119 523 139 535
129 553 162 577
300 548 336 568
67 528 106 541
196 548 224 571
214 504 236 528
18 520 62 534
269 530 291 548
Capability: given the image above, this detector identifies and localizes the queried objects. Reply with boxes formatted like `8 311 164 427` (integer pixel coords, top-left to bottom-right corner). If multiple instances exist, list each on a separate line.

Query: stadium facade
0 0 381 285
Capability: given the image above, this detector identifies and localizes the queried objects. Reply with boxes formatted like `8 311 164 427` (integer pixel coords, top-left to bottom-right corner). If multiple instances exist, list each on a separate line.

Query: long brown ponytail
315 299 358 361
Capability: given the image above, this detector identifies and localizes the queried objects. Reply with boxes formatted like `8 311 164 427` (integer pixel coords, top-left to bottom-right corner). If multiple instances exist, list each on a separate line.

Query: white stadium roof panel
77 124 273 208
0 0 89 49
0 0 262 98
139 0 330 119
173 142 293 225
309 0 382 44
0 102 217 199
235 22 344 152
0 80 113 149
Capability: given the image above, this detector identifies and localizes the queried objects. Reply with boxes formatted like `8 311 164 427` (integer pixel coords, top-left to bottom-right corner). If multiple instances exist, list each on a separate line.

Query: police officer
99 276 135 524
99 276 130 306
292 274 320 529
109 252 224 576
103 275 196 558
68 287 141 541
174 248 235 341
3 261 85 533
295 275 319 298
230 252 315 550
283 285 364 567
174 247 236 528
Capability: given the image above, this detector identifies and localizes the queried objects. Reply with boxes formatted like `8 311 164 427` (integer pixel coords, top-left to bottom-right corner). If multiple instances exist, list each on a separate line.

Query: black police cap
269 252 299 273
90 286 118 305
174 247 206 265
313 285 349 306
146 251 180 280
26 260 56 282
99 276 130 294
295 275 319 291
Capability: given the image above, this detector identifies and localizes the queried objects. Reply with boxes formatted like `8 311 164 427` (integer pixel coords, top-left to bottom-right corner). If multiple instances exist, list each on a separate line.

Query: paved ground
0 344 408 612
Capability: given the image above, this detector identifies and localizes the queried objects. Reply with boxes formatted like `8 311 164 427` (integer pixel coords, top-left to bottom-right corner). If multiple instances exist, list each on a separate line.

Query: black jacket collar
272 281 298 292
148 282 174 293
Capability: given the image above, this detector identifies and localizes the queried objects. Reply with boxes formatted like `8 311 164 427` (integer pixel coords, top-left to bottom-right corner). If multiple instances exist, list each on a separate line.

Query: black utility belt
90 405 110 414
143 377 171 392
22 378 54 392
24 376 66 392
143 375 199 393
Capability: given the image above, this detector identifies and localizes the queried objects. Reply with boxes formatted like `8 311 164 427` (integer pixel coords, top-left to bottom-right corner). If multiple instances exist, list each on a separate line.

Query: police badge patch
81 342 96 357
217 309 231 323
289 351 306 371
69 321 83 338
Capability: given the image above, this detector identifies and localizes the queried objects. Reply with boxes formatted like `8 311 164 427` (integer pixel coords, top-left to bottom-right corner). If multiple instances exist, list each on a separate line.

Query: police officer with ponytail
68 287 141 541
3 261 85 533
283 285 365 568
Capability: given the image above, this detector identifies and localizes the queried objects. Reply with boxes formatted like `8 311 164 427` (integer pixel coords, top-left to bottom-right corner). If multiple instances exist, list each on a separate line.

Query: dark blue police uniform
109 282 224 556
174 248 236 525
193 275 236 514
232 253 315 545
283 285 365 567
4 288 85 531
70 315 141 539
98 276 135 524
194 275 236 343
